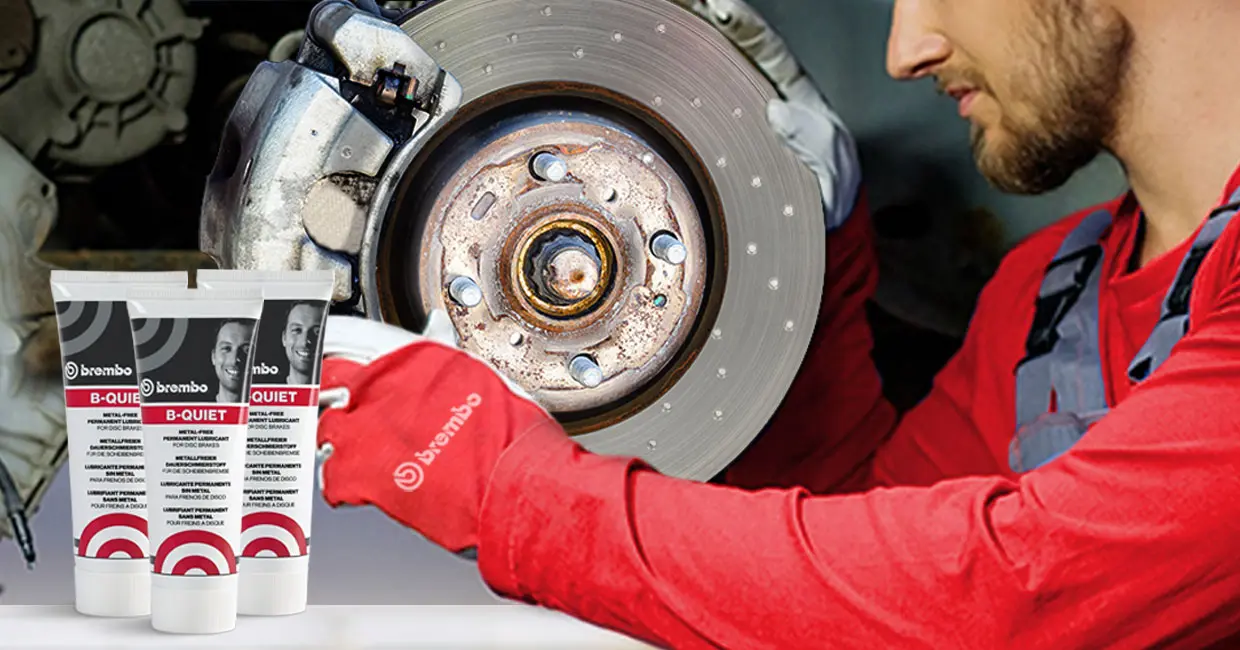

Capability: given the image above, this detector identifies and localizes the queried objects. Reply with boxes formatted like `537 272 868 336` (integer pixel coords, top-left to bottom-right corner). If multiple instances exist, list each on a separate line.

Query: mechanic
316 0 1240 647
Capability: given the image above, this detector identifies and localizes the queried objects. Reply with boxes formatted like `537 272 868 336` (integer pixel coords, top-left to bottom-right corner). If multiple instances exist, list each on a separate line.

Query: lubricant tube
49 270 189 618
196 269 332 616
125 287 263 634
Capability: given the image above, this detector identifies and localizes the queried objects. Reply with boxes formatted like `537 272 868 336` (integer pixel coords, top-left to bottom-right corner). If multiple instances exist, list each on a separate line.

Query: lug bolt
568 354 603 388
530 152 568 182
448 276 482 307
650 232 687 265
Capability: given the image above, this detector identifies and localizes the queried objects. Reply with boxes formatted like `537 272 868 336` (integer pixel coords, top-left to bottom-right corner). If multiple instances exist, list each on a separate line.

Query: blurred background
0 0 1126 605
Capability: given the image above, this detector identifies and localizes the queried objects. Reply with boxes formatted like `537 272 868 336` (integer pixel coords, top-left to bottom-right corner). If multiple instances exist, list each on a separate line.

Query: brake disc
201 0 824 481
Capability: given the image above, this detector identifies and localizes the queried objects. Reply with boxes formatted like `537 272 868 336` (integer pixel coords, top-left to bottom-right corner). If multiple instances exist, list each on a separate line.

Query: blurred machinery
0 0 1015 577
0 0 313 574
0 0 199 168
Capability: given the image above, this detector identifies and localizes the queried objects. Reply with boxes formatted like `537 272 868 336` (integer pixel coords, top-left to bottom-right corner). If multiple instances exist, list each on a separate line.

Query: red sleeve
476 236 1240 650
725 191 1014 493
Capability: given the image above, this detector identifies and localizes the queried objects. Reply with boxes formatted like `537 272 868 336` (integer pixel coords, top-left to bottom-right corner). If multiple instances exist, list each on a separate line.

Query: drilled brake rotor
373 0 825 480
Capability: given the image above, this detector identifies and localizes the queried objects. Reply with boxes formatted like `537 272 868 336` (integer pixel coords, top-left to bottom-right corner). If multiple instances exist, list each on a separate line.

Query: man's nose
886 0 951 80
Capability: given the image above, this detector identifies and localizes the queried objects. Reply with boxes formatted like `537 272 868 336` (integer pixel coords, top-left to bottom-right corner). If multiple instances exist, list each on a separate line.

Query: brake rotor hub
414 111 708 413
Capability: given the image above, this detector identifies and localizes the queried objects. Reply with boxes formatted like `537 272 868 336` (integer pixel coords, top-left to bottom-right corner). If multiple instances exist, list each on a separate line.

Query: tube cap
74 558 150 617
238 567 309 616
150 573 238 634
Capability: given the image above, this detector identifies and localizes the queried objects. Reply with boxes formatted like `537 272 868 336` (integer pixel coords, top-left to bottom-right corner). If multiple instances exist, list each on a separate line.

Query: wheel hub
403 109 710 415
519 219 611 314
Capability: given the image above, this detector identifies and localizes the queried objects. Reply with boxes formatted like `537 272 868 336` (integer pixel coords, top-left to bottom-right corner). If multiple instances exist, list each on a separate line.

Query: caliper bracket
199 0 463 309
300 1 450 144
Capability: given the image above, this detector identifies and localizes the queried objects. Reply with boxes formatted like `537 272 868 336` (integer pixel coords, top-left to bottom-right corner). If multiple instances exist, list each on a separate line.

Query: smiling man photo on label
212 320 255 405
313 0 1240 647
282 302 325 386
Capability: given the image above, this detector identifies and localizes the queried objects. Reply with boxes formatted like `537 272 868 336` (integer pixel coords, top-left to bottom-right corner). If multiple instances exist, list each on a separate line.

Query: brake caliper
199 0 462 314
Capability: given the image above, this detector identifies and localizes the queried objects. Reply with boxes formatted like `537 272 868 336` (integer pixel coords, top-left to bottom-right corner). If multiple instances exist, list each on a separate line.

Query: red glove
316 313 573 554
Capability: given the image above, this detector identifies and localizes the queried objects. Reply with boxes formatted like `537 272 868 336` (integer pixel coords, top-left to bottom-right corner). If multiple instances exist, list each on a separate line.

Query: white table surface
0 605 654 648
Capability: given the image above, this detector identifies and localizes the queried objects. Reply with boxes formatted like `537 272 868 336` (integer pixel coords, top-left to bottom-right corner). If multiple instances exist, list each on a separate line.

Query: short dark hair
214 319 254 344
283 301 325 327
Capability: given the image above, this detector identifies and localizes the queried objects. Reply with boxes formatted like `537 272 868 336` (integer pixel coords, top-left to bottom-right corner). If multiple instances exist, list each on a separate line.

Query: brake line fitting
0 457 36 570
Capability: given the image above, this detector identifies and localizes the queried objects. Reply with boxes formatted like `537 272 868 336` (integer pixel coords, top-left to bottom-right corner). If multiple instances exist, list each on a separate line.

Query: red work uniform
472 163 1240 649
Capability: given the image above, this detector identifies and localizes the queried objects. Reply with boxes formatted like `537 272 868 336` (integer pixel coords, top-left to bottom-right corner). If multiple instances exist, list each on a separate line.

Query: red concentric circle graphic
241 511 308 558
77 513 148 559
154 529 237 576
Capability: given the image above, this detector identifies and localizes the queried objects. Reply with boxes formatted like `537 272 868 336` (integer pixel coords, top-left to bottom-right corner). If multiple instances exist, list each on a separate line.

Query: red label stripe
141 405 248 426
249 386 320 408
65 387 140 409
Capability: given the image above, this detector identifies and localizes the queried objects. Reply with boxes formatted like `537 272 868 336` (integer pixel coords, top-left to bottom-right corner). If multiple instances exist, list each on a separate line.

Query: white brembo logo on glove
391 393 483 492
321 312 529 497
392 462 424 492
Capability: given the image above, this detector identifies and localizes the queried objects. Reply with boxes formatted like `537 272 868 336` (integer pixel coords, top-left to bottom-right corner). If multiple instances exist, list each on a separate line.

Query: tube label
241 299 328 560
55 300 149 562
131 315 258 578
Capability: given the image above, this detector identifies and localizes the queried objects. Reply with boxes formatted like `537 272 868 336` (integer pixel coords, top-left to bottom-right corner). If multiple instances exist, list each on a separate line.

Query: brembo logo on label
392 393 483 493
252 362 280 376
141 377 209 398
64 360 132 381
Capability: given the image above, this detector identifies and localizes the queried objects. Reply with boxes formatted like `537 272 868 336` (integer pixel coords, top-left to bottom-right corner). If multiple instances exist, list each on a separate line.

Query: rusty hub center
518 219 613 318
545 248 598 300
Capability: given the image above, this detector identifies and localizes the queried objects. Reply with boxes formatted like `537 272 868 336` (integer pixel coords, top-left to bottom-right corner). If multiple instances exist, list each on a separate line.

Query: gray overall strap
1012 187 1240 473
1014 207 1113 432
1127 187 1240 381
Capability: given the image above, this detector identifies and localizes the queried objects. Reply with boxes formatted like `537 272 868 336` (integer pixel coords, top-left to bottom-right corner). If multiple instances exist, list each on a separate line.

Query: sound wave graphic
57 301 112 357
132 317 189 374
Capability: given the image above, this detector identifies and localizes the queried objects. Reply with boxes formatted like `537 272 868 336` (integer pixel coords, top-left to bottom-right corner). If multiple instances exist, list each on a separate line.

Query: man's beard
971 0 1133 195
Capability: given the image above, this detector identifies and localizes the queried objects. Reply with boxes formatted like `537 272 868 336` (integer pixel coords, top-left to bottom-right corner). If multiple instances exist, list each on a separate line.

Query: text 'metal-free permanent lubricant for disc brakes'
49 270 189 618
196 269 333 616
125 287 263 634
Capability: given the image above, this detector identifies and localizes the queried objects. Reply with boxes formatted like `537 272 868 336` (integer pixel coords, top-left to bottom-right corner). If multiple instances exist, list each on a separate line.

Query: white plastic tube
125 287 263 634
49 270 189 618
196 269 333 616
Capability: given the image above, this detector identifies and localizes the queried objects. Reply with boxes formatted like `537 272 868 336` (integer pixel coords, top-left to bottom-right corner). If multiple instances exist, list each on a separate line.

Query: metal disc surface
393 0 825 480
